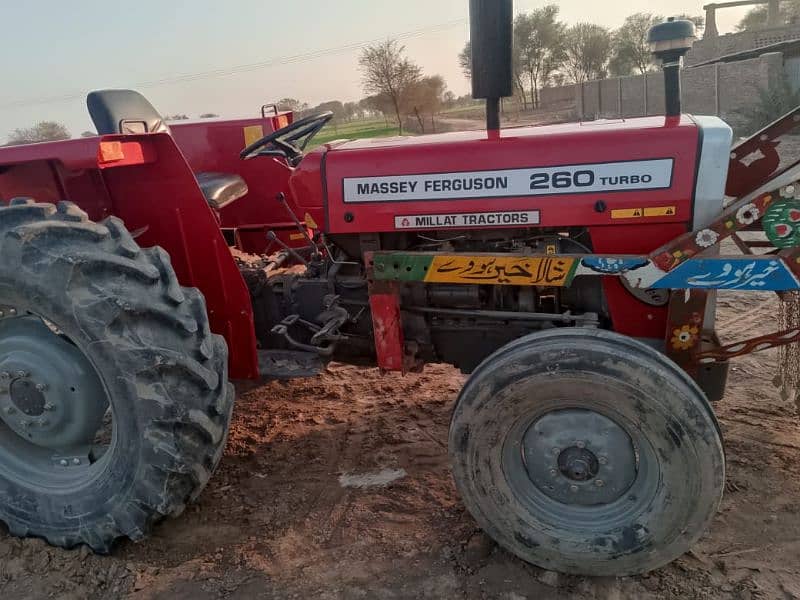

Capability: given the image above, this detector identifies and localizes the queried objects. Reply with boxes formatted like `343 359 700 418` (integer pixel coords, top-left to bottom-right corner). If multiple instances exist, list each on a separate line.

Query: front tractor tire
0 199 234 552
449 329 725 576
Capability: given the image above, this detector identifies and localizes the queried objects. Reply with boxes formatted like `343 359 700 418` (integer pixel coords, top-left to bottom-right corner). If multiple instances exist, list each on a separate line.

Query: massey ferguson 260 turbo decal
342 159 674 203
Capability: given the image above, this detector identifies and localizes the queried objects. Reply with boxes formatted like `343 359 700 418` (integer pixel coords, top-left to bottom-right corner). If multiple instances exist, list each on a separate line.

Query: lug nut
595 479 605 487
570 485 579 493
598 456 608 465
3 406 15 415
43 403 55 411
549 469 557 477
16 370 27 378
575 441 586 449
39 419 49 426
20 420 30 428
8 309 16 316
551 447 560 456
35 383 47 392
0 372 9 379
72 458 81 465
59 459 68 467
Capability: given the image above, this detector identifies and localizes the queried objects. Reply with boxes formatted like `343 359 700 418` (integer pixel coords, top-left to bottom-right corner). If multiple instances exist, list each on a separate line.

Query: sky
0 0 752 141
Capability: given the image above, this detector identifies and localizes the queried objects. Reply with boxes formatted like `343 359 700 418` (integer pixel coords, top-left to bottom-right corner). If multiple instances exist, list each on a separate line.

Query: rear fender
0 133 258 379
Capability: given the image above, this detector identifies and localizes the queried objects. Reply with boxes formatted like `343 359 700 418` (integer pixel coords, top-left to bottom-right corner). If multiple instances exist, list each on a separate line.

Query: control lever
276 193 321 261
266 231 309 266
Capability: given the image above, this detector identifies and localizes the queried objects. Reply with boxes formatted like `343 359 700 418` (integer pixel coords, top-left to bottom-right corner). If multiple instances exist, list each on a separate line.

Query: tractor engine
245 226 606 373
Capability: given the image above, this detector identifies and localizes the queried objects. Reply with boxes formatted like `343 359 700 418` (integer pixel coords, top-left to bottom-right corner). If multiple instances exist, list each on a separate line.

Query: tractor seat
195 172 249 211
86 89 249 210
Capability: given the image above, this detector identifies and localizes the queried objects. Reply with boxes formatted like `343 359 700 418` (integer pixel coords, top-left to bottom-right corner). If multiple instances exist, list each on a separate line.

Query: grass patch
307 119 400 148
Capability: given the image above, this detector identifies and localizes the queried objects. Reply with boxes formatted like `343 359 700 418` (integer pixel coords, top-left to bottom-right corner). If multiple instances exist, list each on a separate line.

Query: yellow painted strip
424 255 576 286
611 208 643 219
243 125 264 147
644 206 677 217
290 233 306 241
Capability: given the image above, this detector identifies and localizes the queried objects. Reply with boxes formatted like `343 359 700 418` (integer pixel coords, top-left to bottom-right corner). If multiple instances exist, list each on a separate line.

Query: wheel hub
522 408 637 506
557 446 599 481
0 316 108 450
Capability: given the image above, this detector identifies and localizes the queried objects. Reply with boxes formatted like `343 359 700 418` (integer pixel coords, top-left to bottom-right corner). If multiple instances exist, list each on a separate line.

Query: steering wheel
240 111 334 162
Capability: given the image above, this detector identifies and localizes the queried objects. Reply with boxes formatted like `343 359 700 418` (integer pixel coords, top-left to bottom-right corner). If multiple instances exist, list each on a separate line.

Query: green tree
405 75 447 133
359 40 422 135
276 98 308 113
738 1 800 30
458 41 472 79
7 121 70 145
514 6 565 109
563 24 613 84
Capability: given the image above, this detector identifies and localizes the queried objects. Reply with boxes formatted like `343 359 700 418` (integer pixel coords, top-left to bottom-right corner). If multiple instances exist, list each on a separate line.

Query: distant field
308 119 400 148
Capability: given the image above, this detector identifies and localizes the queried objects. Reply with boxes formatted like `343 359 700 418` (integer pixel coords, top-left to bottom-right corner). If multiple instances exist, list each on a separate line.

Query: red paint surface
368 290 405 371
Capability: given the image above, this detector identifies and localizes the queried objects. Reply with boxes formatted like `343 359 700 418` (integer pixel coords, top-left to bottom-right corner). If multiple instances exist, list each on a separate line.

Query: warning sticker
612 206 677 219
394 211 540 230
343 159 673 203
644 206 677 217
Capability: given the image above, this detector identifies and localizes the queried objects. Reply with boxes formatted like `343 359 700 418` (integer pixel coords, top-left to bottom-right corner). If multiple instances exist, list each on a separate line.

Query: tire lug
8 309 16 316
35 383 47 392
575 441 586 449
59 459 68 467
549 469 557 477
0 372 9 380
72 458 81 466
598 456 608 465
43 403 55 411
16 370 28 378
551 447 560 456
595 479 605 487
569 484 579 493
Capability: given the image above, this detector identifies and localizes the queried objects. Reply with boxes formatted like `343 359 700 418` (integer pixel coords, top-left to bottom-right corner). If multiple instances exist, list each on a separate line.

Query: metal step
257 349 324 380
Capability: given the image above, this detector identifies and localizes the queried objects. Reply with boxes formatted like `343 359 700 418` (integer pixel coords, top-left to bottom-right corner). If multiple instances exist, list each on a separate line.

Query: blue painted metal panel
651 258 800 290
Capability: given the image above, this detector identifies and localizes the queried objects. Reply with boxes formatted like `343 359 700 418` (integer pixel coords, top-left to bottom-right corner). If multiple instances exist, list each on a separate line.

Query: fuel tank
290 115 731 236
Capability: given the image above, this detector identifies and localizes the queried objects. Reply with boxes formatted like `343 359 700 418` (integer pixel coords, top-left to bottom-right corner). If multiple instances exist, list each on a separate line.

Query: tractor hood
291 115 732 235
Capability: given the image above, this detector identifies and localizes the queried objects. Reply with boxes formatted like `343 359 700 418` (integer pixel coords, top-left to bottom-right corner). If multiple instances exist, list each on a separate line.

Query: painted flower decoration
781 184 800 200
736 203 760 226
695 229 719 248
671 325 699 351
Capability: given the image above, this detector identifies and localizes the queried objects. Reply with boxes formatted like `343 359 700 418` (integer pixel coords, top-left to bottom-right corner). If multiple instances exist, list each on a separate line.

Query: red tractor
1 1 799 576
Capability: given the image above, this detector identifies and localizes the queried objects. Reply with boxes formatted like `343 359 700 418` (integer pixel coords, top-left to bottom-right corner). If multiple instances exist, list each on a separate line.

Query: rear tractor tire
449 328 725 576
0 199 234 552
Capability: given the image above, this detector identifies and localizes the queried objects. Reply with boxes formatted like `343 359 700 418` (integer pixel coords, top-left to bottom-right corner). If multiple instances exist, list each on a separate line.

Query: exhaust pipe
648 18 697 117
469 0 514 131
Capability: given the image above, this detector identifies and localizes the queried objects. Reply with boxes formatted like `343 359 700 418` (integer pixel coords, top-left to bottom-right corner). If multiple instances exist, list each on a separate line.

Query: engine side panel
317 116 700 235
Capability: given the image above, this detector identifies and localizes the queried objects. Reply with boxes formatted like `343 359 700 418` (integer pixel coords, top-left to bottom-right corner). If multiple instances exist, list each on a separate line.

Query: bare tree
359 40 422 135
514 6 565 109
562 24 613 84
199 113 219 119
7 121 70 145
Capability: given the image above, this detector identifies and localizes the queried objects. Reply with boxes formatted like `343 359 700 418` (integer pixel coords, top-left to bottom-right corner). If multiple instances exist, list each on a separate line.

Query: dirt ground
1 290 800 599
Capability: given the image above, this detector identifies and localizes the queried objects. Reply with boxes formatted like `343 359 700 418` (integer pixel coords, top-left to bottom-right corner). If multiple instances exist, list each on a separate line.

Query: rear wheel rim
0 312 114 490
